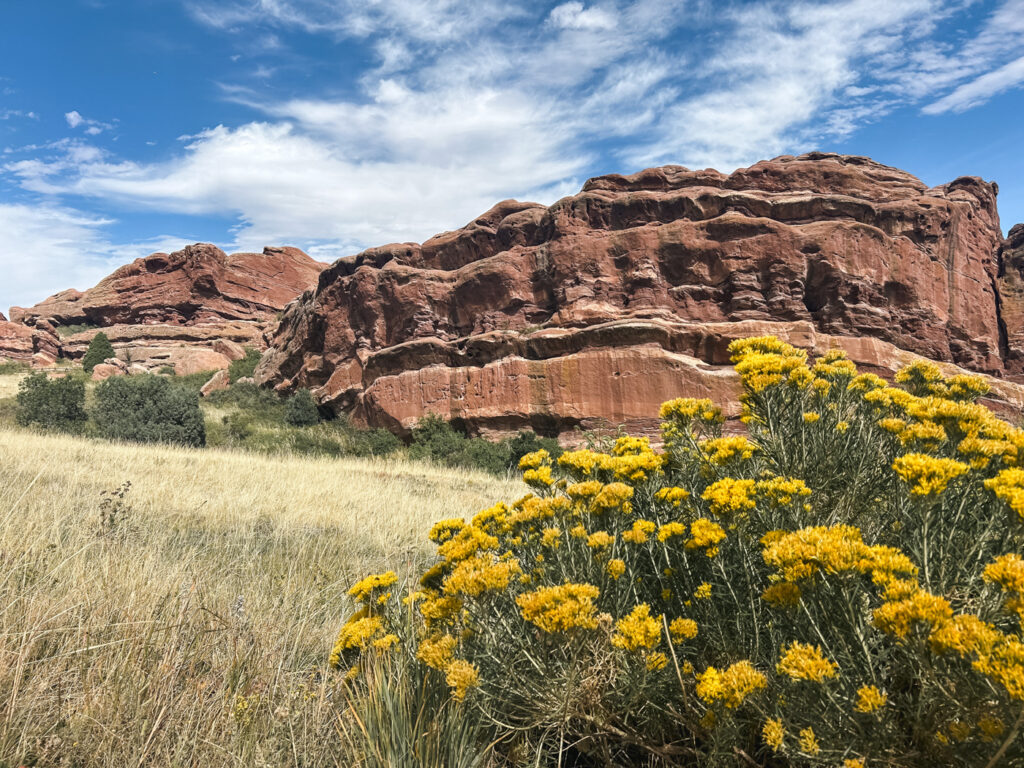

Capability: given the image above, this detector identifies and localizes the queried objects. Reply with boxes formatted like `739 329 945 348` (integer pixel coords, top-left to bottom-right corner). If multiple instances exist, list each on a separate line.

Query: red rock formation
9 244 326 374
12 244 325 326
0 315 60 366
257 153 1024 439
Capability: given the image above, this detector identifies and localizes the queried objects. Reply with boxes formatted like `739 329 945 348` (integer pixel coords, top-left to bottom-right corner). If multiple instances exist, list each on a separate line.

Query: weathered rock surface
257 153 1024 438
0 315 60 366
9 243 325 373
200 369 231 397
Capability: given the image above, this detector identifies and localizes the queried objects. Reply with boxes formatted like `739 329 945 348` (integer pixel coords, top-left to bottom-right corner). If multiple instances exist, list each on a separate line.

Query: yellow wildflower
986 467 1024 522
696 660 767 708
591 482 635 513
694 582 712 600
686 518 726 550
700 436 758 465
622 519 656 544
797 727 820 755
777 642 838 682
348 571 398 603
606 558 626 580
654 486 690 507
854 684 887 713
523 466 554 487
586 530 614 549
844 760 866 768
516 583 600 633
762 718 784 751
892 453 968 496
755 476 811 506
437 525 499 562
803 412 820 423
612 604 662 651
417 634 458 670
445 659 479 702
979 714 1005 741
541 526 561 548
443 555 521 597
761 581 801 607
518 449 550 470
428 519 465 544
702 477 756 518
657 521 687 542
645 651 669 671
669 617 698 643
836 420 849 432
569 523 588 538
873 591 952 638
566 480 603 499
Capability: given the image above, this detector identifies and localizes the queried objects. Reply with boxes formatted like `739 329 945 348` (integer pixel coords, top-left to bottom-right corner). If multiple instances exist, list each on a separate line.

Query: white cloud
0 203 187 314
923 54 1024 113
548 2 617 31
4 0 1023 306
64 110 115 135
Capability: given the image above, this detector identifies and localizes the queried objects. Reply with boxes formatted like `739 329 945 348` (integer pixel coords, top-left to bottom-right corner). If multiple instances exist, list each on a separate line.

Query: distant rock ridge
3 243 325 373
254 152 1024 438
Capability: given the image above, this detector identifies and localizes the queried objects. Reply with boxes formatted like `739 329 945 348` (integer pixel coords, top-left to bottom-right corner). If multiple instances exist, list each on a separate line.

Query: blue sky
2 0 1023 314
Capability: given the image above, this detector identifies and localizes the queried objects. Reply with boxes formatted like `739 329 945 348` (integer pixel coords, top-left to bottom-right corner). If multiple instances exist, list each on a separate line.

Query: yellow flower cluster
516 582 600 633
812 349 858 379
659 397 721 423
702 477 756 518
776 642 838 682
586 530 614 549
622 519 656 544
518 449 551 470
762 525 917 585
348 571 398 603
445 659 479 702
429 518 465 544
612 603 662 651
556 447 665 485
891 453 969 496
803 412 820 423
761 581 801 607
686 518 726 555
606 558 626 580
591 482 635 513
755 476 811 507
523 466 554 487
984 553 1024 622
696 660 767 708
985 468 1024 522
700 436 758 465
854 684 888 713
763 718 784 751
437 524 499 562
329 611 398 669
669 617 698 643
872 591 953 638
797 727 820 755
443 555 522 597
654 486 690 507
417 633 458 670
657 521 686 542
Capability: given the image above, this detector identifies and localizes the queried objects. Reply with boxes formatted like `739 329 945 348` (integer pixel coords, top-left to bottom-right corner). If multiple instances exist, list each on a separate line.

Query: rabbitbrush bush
333 337 1024 767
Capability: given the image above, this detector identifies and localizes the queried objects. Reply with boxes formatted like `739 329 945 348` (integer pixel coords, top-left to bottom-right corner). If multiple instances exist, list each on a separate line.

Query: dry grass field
0 425 520 767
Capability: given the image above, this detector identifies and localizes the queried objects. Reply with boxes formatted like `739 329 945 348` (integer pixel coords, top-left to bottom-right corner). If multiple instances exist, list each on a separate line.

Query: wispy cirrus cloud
4 0 1024 280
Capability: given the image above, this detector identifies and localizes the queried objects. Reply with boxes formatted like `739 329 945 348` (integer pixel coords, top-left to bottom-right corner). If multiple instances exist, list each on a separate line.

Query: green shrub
81 332 115 373
54 321 100 338
94 374 205 446
336 337 1024 767
229 347 262 382
346 426 402 458
285 389 320 427
157 365 176 376
409 414 562 475
173 370 220 394
0 360 30 375
14 372 87 433
207 381 286 424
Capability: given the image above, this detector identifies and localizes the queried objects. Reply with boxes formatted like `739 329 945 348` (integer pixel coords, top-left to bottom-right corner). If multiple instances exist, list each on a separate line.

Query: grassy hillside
0 426 520 767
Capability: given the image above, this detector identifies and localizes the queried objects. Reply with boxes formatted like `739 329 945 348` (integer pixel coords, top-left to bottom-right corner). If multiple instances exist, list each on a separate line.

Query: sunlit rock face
256 152 1024 439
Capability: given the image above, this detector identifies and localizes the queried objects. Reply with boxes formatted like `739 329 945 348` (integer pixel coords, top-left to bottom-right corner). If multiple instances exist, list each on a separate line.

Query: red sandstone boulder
200 369 231 397
91 363 125 381
256 153 1024 439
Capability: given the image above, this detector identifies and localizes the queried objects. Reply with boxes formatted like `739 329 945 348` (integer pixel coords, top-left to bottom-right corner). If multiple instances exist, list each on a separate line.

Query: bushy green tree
81 331 115 373
15 372 87 432
93 374 205 446
285 389 320 427
229 347 262 382
409 415 562 475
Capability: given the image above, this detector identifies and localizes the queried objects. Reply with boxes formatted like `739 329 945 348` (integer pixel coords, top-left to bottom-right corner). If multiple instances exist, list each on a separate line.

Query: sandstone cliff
7 244 326 373
256 153 1024 438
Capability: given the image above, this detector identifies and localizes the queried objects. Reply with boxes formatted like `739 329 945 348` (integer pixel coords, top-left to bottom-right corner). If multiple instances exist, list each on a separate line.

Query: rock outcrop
257 153 1024 439
7 244 326 374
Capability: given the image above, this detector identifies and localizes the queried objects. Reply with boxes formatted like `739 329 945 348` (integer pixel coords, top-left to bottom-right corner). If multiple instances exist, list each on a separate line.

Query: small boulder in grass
200 369 231 397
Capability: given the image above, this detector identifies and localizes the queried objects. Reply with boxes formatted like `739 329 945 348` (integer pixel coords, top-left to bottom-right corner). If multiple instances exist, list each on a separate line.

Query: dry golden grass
0 372 25 400
0 426 520 767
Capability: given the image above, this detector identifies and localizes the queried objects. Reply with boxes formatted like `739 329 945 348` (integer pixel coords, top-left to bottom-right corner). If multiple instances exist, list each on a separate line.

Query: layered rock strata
257 153 1024 438
7 244 325 373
